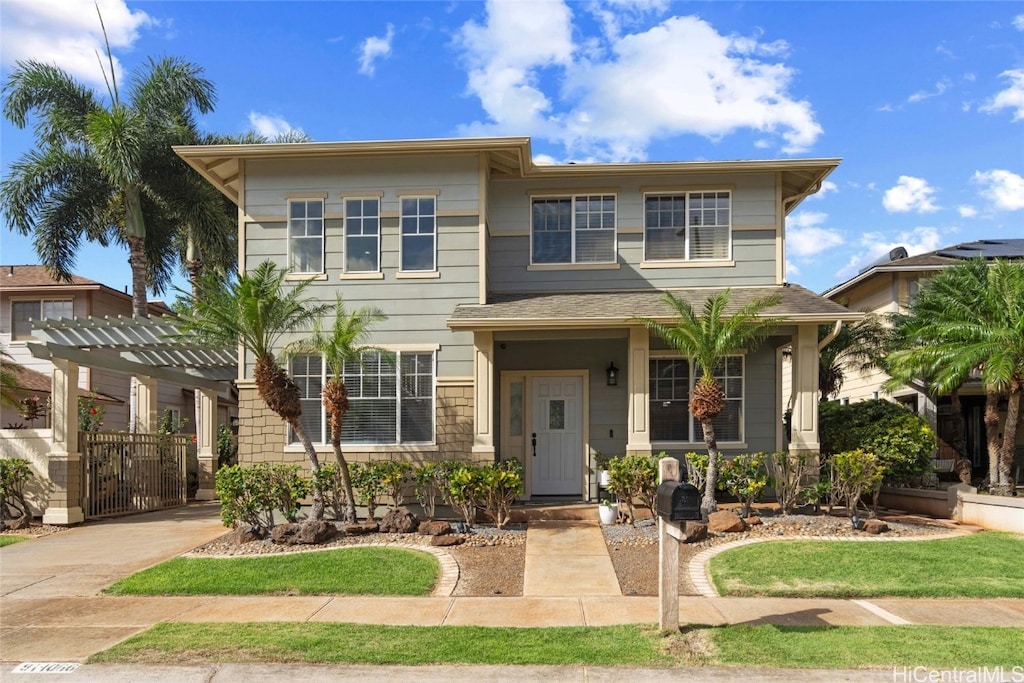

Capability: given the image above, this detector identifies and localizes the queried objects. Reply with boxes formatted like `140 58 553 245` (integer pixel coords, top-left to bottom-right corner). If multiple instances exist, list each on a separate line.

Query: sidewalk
1 503 1022 666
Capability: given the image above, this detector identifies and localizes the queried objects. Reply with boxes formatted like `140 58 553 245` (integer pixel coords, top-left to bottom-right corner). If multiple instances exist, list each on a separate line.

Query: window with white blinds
290 350 434 445
644 191 731 261
532 194 615 264
649 355 743 443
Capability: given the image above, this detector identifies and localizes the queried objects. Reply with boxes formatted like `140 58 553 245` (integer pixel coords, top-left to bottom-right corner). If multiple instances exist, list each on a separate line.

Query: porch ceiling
26 315 236 390
447 285 862 330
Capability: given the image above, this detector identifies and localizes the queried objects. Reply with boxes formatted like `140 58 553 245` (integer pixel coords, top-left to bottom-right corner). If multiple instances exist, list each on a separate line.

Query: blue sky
1 0 1021 298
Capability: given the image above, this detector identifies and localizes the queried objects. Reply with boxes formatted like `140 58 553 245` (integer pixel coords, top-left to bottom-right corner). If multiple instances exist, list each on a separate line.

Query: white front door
530 376 583 495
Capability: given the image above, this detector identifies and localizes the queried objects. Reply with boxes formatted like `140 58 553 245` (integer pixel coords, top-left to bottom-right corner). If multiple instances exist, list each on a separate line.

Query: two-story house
175 136 858 500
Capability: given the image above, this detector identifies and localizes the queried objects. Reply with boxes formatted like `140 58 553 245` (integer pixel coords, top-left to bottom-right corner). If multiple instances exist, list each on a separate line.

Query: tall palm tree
638 290 782 514
818 313 890 402
288 296 386 523
885 259 1024 493
2 46 216 316
174 260 332 518
1 349 22 409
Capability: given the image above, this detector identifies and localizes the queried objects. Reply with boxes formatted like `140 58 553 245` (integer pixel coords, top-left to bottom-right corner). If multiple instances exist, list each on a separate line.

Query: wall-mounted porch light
606 362 619 387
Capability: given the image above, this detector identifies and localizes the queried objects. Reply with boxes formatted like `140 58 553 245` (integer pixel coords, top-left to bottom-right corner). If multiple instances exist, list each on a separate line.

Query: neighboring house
175 136 858 500
821 238 1024 475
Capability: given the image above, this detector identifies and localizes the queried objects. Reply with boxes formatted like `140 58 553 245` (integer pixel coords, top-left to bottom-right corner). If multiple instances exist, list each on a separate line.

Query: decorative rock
430 534 464 547
863 520 889 535
228 524 265 544
0 515 30 531
271 520 338 545
418 520 451 536
342 521 379 535
744 516 763 526
681 521 708 543
379 508 419 534
707 510 747 533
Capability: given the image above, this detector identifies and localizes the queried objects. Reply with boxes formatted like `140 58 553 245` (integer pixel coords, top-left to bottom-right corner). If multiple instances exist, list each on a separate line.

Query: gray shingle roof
448 285 858 328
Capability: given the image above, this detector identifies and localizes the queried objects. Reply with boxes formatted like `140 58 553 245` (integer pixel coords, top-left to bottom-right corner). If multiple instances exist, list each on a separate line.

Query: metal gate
81 432 191 519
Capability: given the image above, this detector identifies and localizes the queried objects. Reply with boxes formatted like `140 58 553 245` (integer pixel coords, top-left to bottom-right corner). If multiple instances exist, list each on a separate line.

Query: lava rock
379 508 419 534
342 521 379 535
744 516 763 526
418 520 451 536
430 534 464 547
0 515 30 531
863 519 889 535
228 524 266 544
708 510 747 533
682 521 708 543
271 520 338 545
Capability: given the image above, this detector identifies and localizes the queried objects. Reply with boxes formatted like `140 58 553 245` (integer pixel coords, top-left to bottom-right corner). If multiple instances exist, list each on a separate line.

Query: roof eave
447 310 862 331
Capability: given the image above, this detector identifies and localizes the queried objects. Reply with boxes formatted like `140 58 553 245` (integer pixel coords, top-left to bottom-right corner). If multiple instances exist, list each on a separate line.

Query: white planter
599 503 617 525
598 470 611 487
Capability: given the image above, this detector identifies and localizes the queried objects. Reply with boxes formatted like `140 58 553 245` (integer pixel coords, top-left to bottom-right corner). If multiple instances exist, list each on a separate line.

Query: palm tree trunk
984 386 1001 488
700 419 719 516
997 384 1020 493
289 418 325 519
330 434 358 523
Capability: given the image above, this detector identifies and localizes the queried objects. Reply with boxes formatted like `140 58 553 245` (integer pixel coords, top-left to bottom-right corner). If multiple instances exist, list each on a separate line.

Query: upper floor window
11 299 73 341
288 199 324 273
345 198 381 273
532 194 616 265
644 191 731 261
401 196 436 272
649 355 744 443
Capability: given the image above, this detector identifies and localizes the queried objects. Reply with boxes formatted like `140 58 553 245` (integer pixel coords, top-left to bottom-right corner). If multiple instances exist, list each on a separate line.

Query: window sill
284 272 327 281
396 271 441 279
285 443 439 454
652 441 747 450
527 263 620 271
640 260 734 269
339 272 384 280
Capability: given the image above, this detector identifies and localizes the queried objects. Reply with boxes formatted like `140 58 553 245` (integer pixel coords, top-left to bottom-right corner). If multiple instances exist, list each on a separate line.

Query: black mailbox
656 480 702 521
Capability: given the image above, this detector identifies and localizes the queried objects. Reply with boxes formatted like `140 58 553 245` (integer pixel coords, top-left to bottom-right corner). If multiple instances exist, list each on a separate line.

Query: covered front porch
448 287 860 500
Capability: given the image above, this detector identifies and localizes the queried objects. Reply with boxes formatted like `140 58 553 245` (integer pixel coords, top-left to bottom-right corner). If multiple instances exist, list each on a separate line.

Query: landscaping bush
765 450 817 515
376 461 412 509
0 458 34 528
269 464 310 523
215 464 276 529
718 452 769 518
311 463 350 522
607 454 658 525
349 462 387 521
479 459 524 529
217 423 237 468
445 462 485 526
830 449 884 517
413 462 443 519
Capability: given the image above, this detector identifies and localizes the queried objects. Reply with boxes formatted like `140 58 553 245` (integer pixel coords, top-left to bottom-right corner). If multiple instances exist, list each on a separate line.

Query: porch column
626 325 652 456
195 388 218 501
472 331 495 460
789 324 820 453
134 375 158 434
43 358 84 525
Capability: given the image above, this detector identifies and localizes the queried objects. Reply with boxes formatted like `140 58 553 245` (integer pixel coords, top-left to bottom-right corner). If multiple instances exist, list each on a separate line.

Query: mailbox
656 480 702 521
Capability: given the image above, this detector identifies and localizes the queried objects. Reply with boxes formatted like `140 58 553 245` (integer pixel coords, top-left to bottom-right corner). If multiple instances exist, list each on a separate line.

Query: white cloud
358 23 395 77
837 227 947 279
973 169 1024 211
0 0 154 89
455 1 822 160
786 211 845 257
907 79 951 103
979 69 1024 122
1013 14 1024 31
958 205 978 218
809 180 838 200
248 112 302 139
883 176 940 213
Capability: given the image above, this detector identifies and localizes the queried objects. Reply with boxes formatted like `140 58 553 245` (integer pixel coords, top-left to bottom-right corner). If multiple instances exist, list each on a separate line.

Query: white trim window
11 299 73 341
531 194 616 264
400 196 436 272
344 197 381 273
649 355 744 443
290 349 435 445
644 191 731 261
287 199 324 273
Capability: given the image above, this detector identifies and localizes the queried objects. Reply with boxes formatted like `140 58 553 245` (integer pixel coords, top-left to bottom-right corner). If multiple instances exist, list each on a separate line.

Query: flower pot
598 503 617 525
598 470 611 487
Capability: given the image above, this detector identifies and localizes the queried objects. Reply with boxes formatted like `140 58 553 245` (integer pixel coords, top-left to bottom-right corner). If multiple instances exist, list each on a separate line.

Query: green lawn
710 532 1024 598
104 547 440 596
90 622 1024 669
0 535 27 547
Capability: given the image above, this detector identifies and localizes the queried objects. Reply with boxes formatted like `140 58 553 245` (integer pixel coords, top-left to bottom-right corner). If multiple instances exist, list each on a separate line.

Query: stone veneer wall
236 381 483 468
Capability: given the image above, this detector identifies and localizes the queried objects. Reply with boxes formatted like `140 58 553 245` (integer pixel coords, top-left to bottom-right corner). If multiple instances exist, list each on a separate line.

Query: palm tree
885 259 1024 493
1 349 21 409
638 290 782 514
288 296 386 523
2 44 216 316
174 260 332 518
818 314 890 402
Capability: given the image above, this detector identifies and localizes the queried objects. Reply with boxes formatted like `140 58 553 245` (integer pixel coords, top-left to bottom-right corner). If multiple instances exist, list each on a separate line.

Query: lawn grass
89 622 1024 669
89 623 672 666
710 531 1024 598
708 625 1024 668
0 535 27 547
104 547 440 596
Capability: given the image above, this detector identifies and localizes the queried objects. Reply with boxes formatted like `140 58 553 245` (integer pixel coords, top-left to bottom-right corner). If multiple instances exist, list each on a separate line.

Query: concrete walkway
1 503 1022 667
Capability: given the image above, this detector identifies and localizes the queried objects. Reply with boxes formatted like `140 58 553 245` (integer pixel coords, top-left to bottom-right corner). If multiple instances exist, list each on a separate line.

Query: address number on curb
12 662 80 674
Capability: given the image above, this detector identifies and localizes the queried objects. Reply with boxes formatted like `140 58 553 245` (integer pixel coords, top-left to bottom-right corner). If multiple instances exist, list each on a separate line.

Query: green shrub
718 452 769 518
376 461 412 509
215 464 275 529
413 463 442 519
349 463 387 521
269 464 310 523
217 424 237 468
765 451 817 515
446 463 485 526
0 458 34 523
820 400 935 487
830 449 884 517
312 463 350 522
479 459 524 529
607 454 658 525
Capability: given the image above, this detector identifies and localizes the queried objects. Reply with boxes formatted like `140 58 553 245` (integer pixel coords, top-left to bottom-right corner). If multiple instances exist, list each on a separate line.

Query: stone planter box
879 485 1024 533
